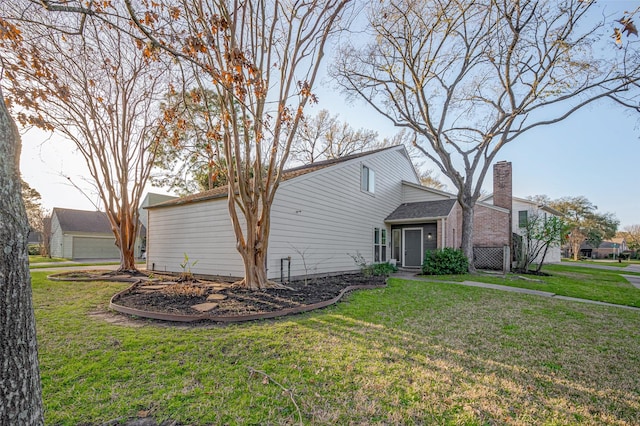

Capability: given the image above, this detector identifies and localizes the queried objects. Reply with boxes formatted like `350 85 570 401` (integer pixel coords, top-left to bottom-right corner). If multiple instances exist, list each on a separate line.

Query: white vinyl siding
147 200 246 277
402 184 452 203
268 147 417 279
511 199 562 264
147 146 420 279
49 214 64 258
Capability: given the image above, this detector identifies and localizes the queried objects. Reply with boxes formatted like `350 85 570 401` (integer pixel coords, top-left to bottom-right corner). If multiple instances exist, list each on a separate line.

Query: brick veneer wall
473 204 510 247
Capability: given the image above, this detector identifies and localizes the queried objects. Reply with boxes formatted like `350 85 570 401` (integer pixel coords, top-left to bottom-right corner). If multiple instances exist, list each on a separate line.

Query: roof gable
149 145 411 209
401 180 455 200
52 208 113 234
482 194 562 216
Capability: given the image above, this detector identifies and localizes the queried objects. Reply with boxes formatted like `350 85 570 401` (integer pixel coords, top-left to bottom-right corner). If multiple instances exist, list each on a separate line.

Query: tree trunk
535 244 550 273
108 207 139 272
459 198 476 273
226 180 275 291
0 88 44 424
117 216 138 272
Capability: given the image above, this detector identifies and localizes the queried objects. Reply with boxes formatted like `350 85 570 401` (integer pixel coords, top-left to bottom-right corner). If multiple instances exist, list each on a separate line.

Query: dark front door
403 228 422 267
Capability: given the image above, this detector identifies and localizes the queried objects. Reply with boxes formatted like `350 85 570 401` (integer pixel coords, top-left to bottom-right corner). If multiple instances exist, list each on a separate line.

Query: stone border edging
109 282 388 323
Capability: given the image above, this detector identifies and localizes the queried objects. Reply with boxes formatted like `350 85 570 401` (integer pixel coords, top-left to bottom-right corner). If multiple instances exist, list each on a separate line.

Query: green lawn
420 264 640 307
29 255 68 263
32 270 640 425
29 260 144 269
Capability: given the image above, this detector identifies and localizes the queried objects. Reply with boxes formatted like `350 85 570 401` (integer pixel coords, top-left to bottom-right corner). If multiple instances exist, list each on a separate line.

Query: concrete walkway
621 274 640 290
559 262 640 290
391 270 640 312
562 262 640 273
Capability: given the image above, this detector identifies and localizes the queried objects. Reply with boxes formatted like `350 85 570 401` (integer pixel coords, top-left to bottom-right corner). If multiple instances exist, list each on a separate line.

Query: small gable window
518 210 528 228
361 165 375 193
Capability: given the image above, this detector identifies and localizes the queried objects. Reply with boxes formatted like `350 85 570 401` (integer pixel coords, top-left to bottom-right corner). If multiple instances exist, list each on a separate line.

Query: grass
32 268 640 425
29 260 144 269
420 264 640 308
29 255 68 263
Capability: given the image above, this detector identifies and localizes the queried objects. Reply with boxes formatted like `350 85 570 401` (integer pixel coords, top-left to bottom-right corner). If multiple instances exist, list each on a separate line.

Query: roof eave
385 216 449 224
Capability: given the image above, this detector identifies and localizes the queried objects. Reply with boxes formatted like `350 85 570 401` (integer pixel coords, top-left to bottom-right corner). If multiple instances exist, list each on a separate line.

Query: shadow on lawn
295 292 640 425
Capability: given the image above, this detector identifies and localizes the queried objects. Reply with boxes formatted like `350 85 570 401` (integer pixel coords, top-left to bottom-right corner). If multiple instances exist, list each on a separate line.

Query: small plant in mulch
178 253 199 282
348 252 398 277
160 283 207 298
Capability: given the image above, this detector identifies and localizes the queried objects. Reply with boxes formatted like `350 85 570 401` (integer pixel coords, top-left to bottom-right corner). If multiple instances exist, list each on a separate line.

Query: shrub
370 262 398 277
28 244 40 255
349 252 397 277
422 248 469 275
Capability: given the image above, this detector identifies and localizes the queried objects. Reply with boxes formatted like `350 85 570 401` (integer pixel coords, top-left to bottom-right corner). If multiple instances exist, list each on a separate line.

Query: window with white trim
361 165 375 193
374 227 387 262
518 210 528 228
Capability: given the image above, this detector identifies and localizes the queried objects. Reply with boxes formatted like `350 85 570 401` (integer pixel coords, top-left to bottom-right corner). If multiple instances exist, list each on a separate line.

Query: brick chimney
493 161 513 269
493 161 512 211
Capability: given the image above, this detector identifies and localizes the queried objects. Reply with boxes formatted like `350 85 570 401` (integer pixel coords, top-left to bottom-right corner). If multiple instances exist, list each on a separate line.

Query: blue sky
313 88 639 228
18 0 640 229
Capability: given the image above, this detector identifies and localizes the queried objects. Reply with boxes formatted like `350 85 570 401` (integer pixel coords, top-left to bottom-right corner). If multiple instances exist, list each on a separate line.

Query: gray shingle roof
53 208 113 233
385 199 457 222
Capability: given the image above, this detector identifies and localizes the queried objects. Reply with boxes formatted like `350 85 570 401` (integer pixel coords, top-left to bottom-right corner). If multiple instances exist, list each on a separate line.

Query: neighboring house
482 190 563 265
146 146 511 280
27 227 42 245
49 208 143 259
580 237 628 259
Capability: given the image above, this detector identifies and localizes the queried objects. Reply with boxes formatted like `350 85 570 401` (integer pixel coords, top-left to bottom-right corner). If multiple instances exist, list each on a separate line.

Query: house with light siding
49 208 146 260
482 191 563 265
145 146 511 280
49 208 119 259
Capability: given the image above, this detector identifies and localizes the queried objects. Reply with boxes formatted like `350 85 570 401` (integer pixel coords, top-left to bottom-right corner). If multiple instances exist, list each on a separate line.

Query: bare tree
103 0 352 289
291 109 379 163
334 0 639 268
0 70 44 426
32 0 352 288
419 169 446 191
1 9 176 271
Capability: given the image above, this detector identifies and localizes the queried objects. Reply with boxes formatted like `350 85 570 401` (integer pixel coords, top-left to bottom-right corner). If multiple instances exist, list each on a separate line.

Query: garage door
72 236 120 259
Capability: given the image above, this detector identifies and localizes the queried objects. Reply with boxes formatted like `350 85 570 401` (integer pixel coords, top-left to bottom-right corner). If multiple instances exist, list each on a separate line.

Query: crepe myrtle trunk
114 215 138 272
234 201 272 290
0 88 45 424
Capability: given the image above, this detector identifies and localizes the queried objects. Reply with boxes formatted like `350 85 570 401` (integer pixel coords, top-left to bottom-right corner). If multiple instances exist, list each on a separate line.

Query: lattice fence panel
473 246 505 271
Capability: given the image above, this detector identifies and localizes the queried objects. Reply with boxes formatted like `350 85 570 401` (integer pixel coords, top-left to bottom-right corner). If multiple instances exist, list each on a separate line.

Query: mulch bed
51 270 387 321
115 273 385 318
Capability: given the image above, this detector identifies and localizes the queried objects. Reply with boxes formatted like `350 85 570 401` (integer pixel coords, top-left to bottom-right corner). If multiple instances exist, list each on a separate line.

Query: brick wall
493 161 512 210
473 204 510 247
